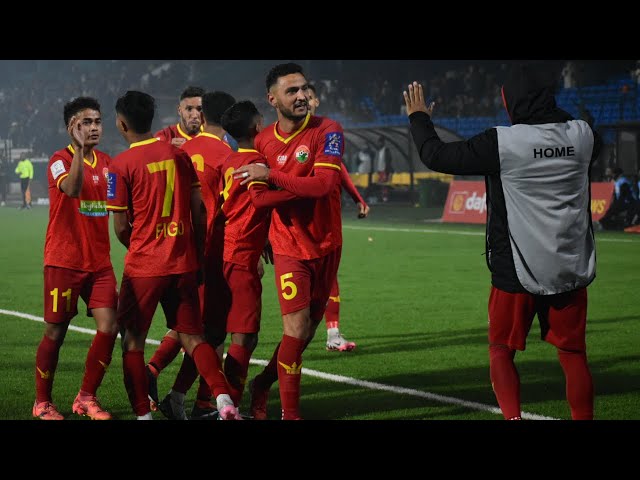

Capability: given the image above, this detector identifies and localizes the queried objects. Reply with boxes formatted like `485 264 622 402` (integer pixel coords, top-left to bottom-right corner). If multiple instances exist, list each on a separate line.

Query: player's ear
267 92 277 108
255 115 264 134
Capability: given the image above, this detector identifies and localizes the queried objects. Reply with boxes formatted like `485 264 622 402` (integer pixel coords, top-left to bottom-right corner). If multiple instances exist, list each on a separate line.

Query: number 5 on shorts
280 272 298 300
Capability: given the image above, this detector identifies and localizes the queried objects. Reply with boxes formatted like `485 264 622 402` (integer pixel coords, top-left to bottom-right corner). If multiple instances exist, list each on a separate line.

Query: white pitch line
343 224 637 243
0 308 557 420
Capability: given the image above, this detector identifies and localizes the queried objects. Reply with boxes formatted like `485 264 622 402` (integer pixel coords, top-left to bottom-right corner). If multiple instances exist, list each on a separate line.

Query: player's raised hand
233 163 270 185
403 81 436 117
68 116 84 149
357 202 370 218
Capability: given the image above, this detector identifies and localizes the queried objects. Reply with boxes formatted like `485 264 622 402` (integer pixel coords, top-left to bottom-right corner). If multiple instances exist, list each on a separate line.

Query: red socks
558 349 594 420
122 350 149 416
224 343 252 406
148 334 181 375
35 335 61 403
277 335 306 420
80 330 117 395
324 299 340 330
489 344 521 420
191 342 229 399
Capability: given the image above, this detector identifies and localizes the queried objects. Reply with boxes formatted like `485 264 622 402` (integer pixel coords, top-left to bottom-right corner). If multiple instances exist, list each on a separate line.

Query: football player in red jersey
107 90 240 420
154 86 204 148
148 91 237 420
307 83 369 352
34 97 118 420
235 63 346 420
219 100 301 409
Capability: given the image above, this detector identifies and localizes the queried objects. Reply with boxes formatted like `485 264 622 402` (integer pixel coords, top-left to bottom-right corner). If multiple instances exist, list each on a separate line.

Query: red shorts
224 262 262 334
273 247 341 319
488 286 588 352
117 271 202 335
43 266 117 323
200 256 231 335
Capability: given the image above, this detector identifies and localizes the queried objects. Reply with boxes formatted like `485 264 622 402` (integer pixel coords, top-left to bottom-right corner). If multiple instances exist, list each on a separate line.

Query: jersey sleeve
48 154 72 191
106 161 129 212
313 119 344 173
340 162 365 204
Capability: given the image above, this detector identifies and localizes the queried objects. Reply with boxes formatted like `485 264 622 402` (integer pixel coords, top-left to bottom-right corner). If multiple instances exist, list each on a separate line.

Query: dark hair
63 97 101 127
202 91 236 125
308 83 317 94
613 167 623 176
180 86 205 101
265 63 305 92
115 91 155 134
221 100 261 142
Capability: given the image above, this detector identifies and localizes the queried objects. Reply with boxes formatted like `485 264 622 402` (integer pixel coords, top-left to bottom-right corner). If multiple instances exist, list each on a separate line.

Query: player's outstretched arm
340 163 369 217
249 182 299 208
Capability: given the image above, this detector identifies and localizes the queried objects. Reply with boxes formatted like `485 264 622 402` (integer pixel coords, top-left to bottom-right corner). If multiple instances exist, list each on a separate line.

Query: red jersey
153 123 203 142
44 145 112 272
221 148 271 267
106 138 200 277
181 132 232 257
154 123 198 143
255 114 343 260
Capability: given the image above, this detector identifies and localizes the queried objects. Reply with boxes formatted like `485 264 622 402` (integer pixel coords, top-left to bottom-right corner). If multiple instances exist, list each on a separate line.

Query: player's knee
232 332 258 351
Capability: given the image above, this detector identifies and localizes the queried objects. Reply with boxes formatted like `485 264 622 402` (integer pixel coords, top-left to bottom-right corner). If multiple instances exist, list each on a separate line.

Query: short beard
280 108 307 122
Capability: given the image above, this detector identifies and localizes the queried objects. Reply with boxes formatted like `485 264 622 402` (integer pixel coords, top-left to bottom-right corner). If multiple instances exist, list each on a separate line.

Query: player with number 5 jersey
233 63 344 420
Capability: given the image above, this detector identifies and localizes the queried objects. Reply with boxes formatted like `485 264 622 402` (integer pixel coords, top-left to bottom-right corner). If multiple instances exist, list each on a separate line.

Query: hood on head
501 63 573 125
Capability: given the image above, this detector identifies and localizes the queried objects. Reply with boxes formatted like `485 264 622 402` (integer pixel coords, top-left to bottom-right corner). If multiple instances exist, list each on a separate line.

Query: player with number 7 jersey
106 90 239 420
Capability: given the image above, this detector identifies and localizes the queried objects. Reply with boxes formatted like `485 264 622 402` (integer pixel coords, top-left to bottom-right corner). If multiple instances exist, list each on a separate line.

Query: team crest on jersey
324 132 343 157
103 167 109 181
295 145 310 163
277 154 288 165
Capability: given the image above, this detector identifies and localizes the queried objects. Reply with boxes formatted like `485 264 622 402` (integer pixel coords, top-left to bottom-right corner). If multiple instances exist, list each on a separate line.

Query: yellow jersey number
50 287 72 313
280 273 298 300
146 159 176 217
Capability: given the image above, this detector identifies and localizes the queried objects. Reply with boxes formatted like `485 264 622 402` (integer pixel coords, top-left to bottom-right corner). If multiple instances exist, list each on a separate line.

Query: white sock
216 393 234 411
137 412 153 420
327 327 340 338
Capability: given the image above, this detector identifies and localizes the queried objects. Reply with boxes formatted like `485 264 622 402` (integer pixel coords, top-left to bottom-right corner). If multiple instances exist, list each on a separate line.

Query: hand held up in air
403 81 436 117
67 116 85 149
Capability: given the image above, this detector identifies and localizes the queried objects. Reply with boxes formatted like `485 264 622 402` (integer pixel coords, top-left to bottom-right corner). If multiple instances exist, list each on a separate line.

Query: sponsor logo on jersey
324 132 343 157
78 200 108 217
103 167 109 181
295 146 310 164
277 154 288 165
107 173 116 199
